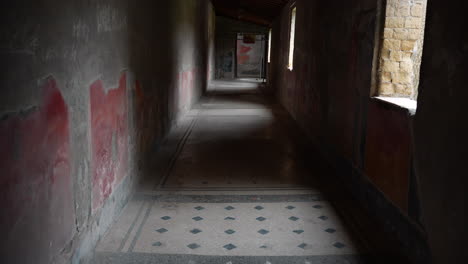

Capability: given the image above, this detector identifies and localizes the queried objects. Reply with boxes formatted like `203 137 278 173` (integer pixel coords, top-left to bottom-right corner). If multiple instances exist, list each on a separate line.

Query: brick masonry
378 0 427 98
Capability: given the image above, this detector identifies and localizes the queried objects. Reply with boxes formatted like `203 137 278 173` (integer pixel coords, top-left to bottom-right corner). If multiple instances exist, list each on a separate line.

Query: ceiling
211 0 290 26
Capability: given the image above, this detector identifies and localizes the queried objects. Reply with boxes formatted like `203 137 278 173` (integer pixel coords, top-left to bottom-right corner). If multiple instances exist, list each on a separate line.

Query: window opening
268 28 272 63
288 6 296 70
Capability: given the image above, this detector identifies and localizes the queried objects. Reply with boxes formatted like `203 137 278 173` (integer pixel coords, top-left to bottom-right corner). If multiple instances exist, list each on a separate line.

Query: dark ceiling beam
215 6 272 26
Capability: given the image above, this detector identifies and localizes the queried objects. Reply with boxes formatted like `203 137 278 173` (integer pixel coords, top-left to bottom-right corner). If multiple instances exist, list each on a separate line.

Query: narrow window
267 28 272 63
288 6 296 70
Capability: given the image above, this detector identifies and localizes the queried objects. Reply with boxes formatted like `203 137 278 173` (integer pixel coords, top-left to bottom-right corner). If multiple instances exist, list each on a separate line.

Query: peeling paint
90 73 129 211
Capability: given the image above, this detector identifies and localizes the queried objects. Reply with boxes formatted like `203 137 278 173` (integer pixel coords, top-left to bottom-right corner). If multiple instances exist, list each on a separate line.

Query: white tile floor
133 200 355 256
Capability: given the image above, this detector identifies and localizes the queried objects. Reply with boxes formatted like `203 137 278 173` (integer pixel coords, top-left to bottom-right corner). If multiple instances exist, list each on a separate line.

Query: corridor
2 0 466 263
93 80 367 263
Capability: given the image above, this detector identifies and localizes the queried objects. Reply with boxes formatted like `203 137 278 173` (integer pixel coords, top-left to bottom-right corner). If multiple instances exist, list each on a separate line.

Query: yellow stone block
401 40 416 51
382 72 392 82
400 61 413 73
383 28 393 39
393 29 408 40
407 29 421 40
394 84 412 95
386 17 405 28
382 60 400 72
383 39 401 50
390 51 404 61
411 4 424 17
379 83 395 95
405 17 422 29
396 4 410 16
393 72 412 84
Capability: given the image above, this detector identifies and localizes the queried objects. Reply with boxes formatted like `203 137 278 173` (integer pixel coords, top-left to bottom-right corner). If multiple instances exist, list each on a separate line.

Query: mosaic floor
93 80 369 263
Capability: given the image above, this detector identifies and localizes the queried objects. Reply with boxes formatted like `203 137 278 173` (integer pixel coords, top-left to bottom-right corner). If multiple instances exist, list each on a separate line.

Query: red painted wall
0 78 74 263
90 73 129 211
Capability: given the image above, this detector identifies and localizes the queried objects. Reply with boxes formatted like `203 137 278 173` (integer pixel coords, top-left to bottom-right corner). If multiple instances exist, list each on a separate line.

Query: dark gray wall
414 1 468 262
0 0 214 263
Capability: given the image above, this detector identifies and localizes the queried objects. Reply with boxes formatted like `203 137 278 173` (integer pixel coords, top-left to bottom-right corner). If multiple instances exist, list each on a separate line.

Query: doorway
236 33 266 79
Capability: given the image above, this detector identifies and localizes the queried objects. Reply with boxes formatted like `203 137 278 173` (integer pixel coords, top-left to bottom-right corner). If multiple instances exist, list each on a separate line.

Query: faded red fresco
0 78 74 263
237 41 252 64
239 45 252 53
90 73 129 211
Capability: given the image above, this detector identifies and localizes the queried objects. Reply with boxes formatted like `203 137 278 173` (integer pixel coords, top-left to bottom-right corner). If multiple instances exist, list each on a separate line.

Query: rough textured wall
215 16 268 79
414 1 468 262
271 0 430 261
378 0 427 98
0 78 74 264
0 0 214 263
90 74 129 211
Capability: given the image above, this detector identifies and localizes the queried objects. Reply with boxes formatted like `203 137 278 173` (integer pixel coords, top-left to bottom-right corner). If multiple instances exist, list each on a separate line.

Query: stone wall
378 0 427 98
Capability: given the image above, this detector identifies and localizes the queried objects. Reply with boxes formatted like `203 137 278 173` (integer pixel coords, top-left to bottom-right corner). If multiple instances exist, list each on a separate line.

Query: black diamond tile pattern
192 216 203 221
190 228 202 234
156 228 168 233
289 216 299 221
187 243 200 249
333 242 346 249
124 202 356 255
223 244 237 250
225 229 236 235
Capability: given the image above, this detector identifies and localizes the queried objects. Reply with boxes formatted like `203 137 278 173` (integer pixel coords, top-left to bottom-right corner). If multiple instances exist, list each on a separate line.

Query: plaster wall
0 0 214 263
